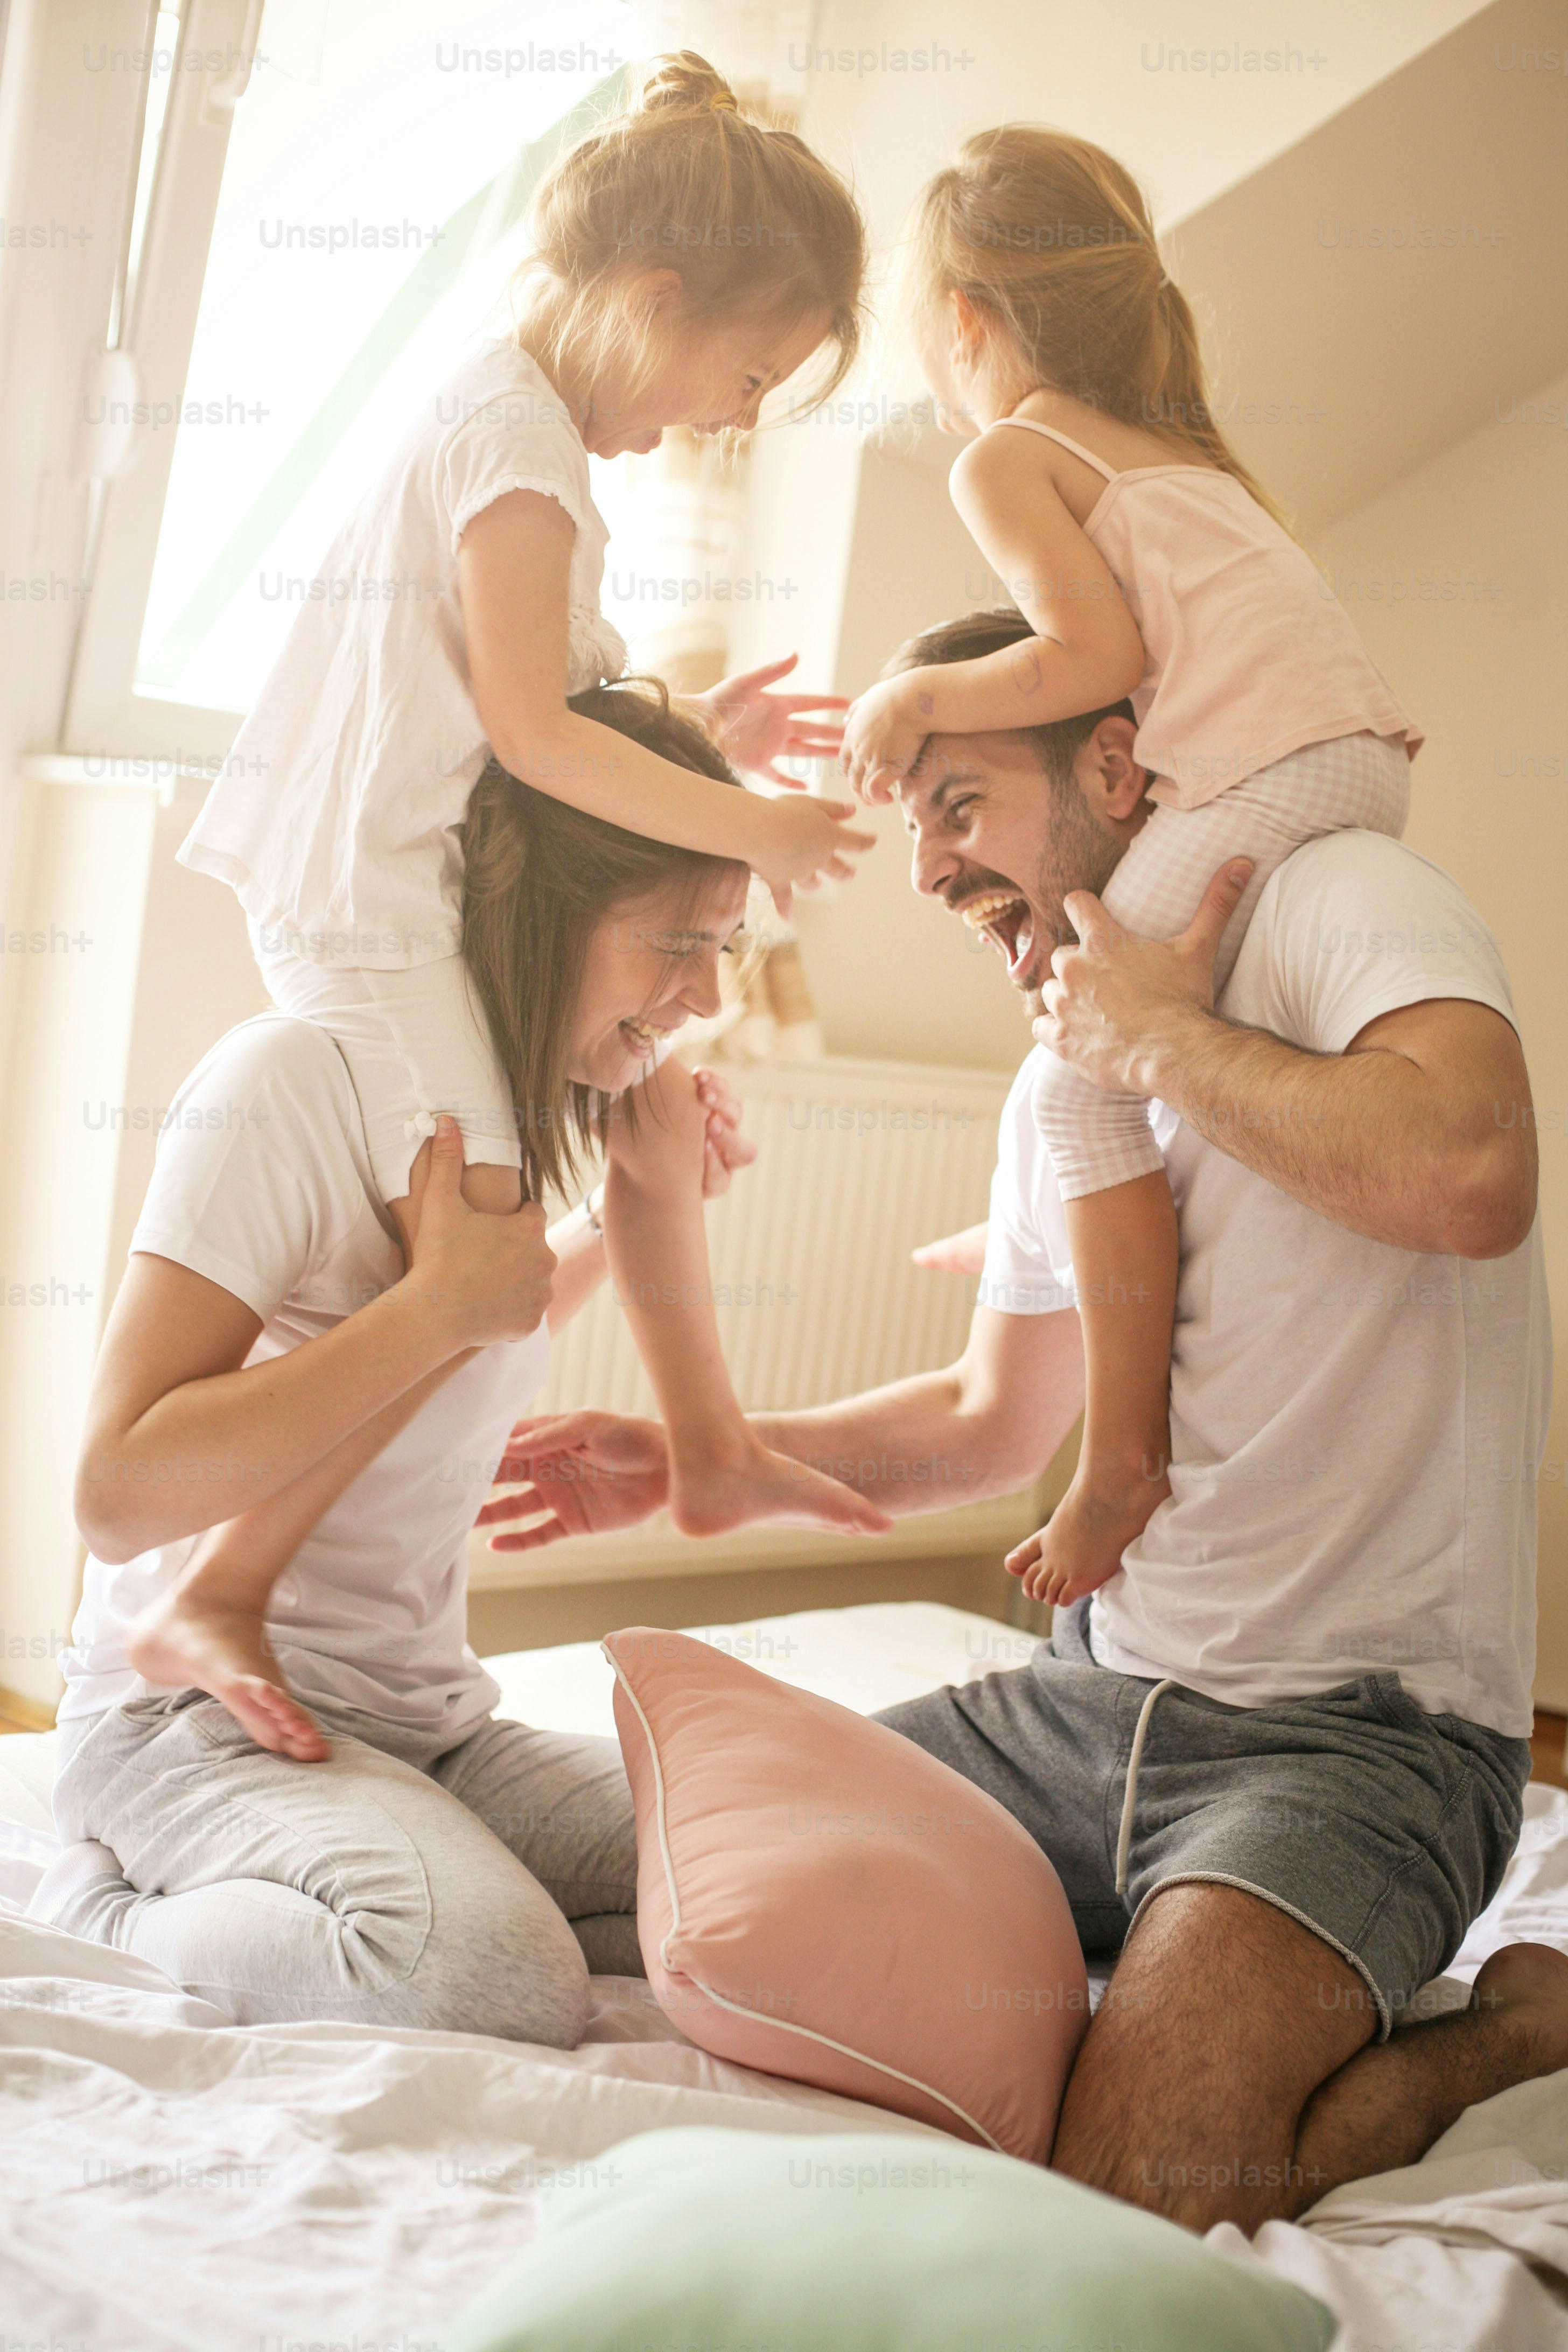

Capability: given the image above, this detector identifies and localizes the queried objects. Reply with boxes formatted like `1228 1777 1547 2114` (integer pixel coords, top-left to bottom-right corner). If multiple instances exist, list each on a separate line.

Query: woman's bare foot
911 1221 989 1276
125 1587 329 1762
668 1432 894 1542
1007 1451 1172 1607
1469 1942 1568 2074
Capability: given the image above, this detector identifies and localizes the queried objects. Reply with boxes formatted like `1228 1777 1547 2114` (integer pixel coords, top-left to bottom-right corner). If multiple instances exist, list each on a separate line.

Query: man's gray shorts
875 1601 1530 2037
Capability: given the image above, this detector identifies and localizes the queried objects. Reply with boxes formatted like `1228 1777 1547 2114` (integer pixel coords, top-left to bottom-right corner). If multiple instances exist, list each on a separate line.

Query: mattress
4 1601 1567 2351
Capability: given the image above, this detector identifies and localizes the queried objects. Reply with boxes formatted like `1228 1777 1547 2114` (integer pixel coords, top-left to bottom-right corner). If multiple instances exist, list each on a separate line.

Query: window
64 0 634 750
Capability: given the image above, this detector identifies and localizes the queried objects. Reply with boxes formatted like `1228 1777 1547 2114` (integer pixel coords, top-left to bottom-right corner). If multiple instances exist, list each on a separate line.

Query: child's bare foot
911 1221 989 1276
125 1587 330 1762
668 1432 894 1542
1006 1451 1171 1607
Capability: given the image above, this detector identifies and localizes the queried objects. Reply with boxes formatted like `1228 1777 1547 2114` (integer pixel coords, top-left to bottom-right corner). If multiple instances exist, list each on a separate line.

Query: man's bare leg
1051 1883 1568 2232
1296 1939 1568 2194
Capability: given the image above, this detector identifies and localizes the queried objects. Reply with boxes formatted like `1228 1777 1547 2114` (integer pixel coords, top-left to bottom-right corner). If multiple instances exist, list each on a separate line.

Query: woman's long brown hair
460 676 748 1203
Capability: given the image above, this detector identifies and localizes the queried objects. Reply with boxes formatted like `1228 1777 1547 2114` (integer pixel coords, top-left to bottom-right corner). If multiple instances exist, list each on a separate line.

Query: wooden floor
1530 1710 1568 1790
0 1695 52 1735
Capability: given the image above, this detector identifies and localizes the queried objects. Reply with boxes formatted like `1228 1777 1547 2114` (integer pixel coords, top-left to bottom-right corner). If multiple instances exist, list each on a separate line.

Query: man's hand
1033 858 1254 1095
474 1411 670 1550
911 1221 989 1276
403 1116 556 1349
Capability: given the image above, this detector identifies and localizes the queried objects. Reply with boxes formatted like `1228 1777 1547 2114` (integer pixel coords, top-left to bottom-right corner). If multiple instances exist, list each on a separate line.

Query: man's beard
1018 782 1124 1017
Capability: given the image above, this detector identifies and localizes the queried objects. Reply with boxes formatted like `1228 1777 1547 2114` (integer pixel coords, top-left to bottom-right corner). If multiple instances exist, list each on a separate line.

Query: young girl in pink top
843 127 1418 1608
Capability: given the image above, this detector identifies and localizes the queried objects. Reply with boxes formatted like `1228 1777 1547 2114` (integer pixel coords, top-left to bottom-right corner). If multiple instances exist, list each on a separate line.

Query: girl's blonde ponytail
907 125 1286 524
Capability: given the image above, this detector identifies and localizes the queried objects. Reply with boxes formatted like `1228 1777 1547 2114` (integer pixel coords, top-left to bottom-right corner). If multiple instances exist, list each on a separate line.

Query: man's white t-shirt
61 1014 547 1737
177 343 627 969
981 832 1550 1739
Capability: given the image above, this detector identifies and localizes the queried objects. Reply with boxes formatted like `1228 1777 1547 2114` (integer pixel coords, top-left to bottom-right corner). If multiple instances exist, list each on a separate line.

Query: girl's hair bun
634 49 741 117
515 46 865 407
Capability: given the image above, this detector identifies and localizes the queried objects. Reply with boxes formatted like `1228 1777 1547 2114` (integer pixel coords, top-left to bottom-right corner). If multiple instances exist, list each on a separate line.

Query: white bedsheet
0 1912 945 2352
3 1602 1566 2351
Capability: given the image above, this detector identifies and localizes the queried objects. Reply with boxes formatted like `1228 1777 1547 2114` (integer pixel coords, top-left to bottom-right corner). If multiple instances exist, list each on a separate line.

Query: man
500 608 1565 2231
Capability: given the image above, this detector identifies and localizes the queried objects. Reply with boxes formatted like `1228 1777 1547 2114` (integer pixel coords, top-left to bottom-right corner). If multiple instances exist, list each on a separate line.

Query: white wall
789 441 1032 1072
0 0 163 1707
802 0 1486 250
103 782 271 1295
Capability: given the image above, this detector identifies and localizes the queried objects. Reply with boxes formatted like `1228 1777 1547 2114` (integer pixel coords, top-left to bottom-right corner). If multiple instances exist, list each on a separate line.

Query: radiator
471 1055 1051 1591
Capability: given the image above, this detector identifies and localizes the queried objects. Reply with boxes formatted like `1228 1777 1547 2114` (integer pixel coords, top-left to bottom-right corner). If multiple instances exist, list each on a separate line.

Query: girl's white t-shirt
177 344 627 969
61 1013 548 1738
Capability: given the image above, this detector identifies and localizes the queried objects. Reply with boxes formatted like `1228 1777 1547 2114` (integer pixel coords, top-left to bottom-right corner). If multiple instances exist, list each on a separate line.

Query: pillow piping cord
604 1647 1009 2158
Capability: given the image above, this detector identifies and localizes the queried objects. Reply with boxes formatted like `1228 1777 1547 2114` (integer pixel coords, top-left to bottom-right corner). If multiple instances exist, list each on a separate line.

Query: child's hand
696 653 849 786
841 674 928 802
754 793 874 917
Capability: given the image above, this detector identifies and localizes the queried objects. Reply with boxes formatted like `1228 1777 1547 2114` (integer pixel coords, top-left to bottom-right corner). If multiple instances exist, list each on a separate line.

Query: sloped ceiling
875 0 1566 531
803 0 1489 244
1164 0 1568 530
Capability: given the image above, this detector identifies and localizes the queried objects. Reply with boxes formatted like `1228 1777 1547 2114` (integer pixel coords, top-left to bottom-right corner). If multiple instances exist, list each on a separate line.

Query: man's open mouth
958 887 1035 982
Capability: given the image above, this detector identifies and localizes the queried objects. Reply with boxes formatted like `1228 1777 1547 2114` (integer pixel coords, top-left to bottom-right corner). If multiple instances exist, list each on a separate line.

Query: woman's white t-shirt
61 1013 548 1738
979 832 1550 1740
177 344 627 969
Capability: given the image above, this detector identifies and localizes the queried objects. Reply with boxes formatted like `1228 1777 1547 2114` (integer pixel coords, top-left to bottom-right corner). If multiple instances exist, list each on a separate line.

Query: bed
3 1601 1566 2351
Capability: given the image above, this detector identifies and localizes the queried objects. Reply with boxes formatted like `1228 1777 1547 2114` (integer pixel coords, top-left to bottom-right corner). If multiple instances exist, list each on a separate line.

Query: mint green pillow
452 2128 1335 2352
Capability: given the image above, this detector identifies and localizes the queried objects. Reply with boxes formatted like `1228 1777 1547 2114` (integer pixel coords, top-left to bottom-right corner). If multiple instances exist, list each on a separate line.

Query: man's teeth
959 889 1026 931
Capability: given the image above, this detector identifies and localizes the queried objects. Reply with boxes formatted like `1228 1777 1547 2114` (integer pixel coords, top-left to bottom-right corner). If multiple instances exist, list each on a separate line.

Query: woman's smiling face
565 868 752 1094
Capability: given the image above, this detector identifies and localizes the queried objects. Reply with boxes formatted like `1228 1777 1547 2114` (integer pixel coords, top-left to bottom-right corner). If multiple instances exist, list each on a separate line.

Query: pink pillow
604 1627 1088 2162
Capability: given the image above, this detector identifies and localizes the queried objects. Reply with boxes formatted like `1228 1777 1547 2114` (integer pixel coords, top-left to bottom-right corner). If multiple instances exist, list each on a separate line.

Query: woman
32 682 858 2049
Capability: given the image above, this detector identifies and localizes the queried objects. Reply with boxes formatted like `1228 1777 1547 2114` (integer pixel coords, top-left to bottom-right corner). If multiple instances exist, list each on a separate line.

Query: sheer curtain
133 0 629 716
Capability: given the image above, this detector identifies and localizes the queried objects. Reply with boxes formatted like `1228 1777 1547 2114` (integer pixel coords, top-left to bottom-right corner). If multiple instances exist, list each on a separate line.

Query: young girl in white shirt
184 51 869 1209
132 56 883 1748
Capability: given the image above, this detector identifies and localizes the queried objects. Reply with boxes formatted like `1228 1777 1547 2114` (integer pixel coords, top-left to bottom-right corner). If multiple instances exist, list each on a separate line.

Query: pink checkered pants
1032 730 1411 1196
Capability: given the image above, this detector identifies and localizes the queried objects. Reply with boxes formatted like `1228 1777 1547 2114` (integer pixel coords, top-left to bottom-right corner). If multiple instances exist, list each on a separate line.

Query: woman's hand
693 654 848 786
474 1411 670 1550
604 1060 757 1202
694 1066 757 1198
840 673 927 802
402 1116 556 1347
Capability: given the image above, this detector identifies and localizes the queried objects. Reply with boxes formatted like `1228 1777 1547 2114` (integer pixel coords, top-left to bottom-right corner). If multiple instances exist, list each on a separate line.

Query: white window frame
50 0 644 782
53 0 262 773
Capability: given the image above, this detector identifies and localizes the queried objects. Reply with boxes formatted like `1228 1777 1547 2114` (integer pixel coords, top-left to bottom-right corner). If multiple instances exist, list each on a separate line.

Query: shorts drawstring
1115 1677 1175 1898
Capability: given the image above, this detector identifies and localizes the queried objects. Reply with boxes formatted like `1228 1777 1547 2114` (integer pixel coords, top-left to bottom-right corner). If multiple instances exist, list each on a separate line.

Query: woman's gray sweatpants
31 1689 641 2047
